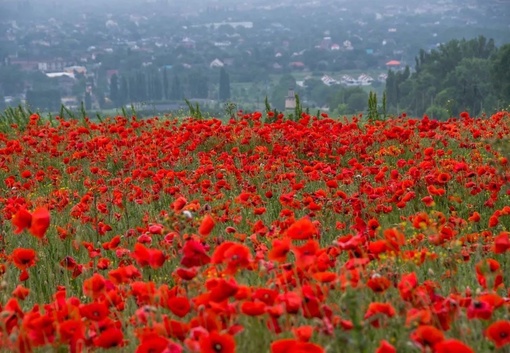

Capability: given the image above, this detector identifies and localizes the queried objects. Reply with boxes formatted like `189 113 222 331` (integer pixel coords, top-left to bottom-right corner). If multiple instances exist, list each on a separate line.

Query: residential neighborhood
0 0 509 114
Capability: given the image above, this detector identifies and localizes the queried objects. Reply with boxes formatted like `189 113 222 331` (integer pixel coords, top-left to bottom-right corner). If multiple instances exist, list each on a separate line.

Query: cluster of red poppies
0 110 509 352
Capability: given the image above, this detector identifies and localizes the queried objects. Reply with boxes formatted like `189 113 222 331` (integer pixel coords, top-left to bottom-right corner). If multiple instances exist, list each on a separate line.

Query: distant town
0 0 509 115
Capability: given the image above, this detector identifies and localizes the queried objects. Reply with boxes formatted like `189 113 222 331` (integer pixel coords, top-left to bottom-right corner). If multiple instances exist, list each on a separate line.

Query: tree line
106 67 230 109
20 66 231 112
385 36 510 119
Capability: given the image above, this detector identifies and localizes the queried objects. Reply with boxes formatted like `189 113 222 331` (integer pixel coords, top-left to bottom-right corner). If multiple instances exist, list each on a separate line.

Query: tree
109 74 119 107
0 66 24 95
0 87 6 111
219 67 231 102
445 57 494 115
162 68 169 100
188 70 209 99
119 76 129 107
170 74 183 100
128 75 137 102
26 89 61 112
271 74 297 111
95 88 106 110
392 36 501 116
425 105 449 120
310 84 334 107
84 91 92 110
491 44 510 106
136 72 147 102
153 73 159 100
346 91 368 113
329 87 361 116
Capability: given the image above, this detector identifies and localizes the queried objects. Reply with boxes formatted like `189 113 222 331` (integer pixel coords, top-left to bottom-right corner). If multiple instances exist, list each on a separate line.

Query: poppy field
1 110 510 353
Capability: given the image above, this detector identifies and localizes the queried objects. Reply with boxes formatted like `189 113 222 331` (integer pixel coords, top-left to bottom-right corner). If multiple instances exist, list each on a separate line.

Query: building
285 89 296 110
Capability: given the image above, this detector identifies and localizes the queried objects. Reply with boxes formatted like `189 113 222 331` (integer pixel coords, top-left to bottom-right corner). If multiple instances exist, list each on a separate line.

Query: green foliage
0 104 31 132
0 65 25 95
425 105 449 120
26 89 61 112
367 91 387 121
491 44 510 106
294 93 303 121
346 91 368 113
170 74 183 100
386 36 505 117
329 86 369 115
185 98 203 120
0 93 6 112
224 101 237 119
187 69 209 99
84 92 92 111
219 67 231 102
271 74 296 111
264 96 271 115
367 91 378 121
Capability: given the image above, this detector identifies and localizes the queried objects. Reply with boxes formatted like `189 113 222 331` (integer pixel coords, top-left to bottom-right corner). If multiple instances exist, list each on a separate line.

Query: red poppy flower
174 267 199 281
292 240 320 268
136 333 182 353
12 285 30 300
199 214 215 236
494 231 510 254
468 211 481 222
164 317 190 341
207 278 239 302
30 207 51 238
286 217 318 240
312 271 337 283
292 325 313 342
436 172 451 184
135 334 170 353
132 243 167 269
376 340 396 353
367 218 380 234
268 237 291 263
241 300 267 316
364 302 396 327
166 296 191 318
270 339 324 353
11 208 32 234
59 319 85 345
486 320 510 348
411 325 444 348
199 331 236 353
131 281 157 306
475 258 503 289
108 265 142 284
132 242 151 267
398 272 418 301
422 195 435 208
466 300 493 320
368 240 388 256
79 302 109 321
252 288 278 305
83 273 107 299
11 248 37 270
181 240 211 268
172 197 187 211
433 339 473 353
93 327 124 348
212 242 252 274
367 276 391 293
11 207 51 239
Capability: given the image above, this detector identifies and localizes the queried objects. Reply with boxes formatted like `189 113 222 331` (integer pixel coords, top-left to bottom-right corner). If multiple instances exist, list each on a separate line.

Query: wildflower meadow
1 109 510 353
